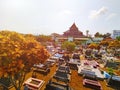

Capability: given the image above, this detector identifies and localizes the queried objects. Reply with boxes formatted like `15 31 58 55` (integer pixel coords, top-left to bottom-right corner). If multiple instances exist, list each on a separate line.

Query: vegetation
94 32 111 38
88 43 100 49
35 34 52 46
108 68 114 75
116 36 120 41
0 31 50 90
103 33 111 38
108 40 120 49
100 40 110 47
74 40 81 45
61 41 76 52
0 30 119 90
94 32 103 37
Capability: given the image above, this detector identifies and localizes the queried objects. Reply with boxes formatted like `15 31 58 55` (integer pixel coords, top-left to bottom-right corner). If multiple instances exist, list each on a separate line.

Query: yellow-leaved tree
0 31 50 90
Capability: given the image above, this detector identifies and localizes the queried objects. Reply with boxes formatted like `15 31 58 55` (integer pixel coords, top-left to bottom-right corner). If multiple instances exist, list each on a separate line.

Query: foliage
61 41 76 52
103 33 111 38
108 68 114 75
35 34 52 47
0 31 50 90
88 43 100 49
74 41 81 45
94 32 103 37
100 40 110 47
108 40 120 49
108 40 120 57
35 34 52 43
94 32 111 38
116 36 120 41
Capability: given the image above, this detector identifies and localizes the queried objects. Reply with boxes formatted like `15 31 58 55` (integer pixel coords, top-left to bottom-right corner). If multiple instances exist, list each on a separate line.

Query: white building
113 30 120 39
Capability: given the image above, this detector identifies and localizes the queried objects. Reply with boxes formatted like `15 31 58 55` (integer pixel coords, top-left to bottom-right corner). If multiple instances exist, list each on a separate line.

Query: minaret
86 30 89 37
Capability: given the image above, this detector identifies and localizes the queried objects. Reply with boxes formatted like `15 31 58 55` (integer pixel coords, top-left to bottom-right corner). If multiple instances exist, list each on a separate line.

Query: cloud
106 13 117 20
89 7 108 19
57 10 72 17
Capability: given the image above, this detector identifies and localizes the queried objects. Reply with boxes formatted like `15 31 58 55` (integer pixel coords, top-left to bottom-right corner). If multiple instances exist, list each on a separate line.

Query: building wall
113 30 120 39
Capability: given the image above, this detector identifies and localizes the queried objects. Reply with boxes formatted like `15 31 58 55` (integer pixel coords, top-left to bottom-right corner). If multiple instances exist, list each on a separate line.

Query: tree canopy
61 41 76 52
116 36 120 41
0 30 50 90
108 40 120 49
35 34 52 42
94 32 111 38
88 43 100 49
94 32 103 37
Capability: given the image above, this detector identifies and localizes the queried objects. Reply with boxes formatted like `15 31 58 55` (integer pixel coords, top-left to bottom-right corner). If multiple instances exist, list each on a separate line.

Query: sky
0 0 120 36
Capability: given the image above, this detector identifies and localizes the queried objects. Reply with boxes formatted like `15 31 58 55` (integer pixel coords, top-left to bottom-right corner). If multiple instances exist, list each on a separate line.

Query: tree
108 40 120 49
116 36 120 41
61 41 76 52
0 31 50 90
108 68 114 75
88 43 100 49
103 33 111 38
35 35 52 42
94 32 103 37
74 40 81 45
100 40 110 47
35 34 52 47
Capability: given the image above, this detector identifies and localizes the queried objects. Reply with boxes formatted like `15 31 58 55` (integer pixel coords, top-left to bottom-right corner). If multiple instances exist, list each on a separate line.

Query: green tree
103 33 111 38
94 32 103 37
108 68 114 75
116 36 120 41
61 41 76 52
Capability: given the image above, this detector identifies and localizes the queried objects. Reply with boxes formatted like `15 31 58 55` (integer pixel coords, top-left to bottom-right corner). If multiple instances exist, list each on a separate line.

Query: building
63 23 85 38
113 30 120 39
86 37 103 45
55 23 89 43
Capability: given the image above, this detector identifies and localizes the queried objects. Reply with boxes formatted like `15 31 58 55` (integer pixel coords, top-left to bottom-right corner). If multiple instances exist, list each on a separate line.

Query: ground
10 63 115 90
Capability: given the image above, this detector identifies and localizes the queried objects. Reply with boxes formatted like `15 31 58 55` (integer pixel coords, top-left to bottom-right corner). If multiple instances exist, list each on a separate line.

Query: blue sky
0 0 120 36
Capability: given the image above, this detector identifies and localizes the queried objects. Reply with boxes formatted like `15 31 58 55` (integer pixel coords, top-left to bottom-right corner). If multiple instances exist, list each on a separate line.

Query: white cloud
89 7 108 19
106 13 117 20
57 10 72 17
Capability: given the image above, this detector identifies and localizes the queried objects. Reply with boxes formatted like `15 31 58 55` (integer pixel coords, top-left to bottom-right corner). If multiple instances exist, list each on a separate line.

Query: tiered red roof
63 23 86 38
